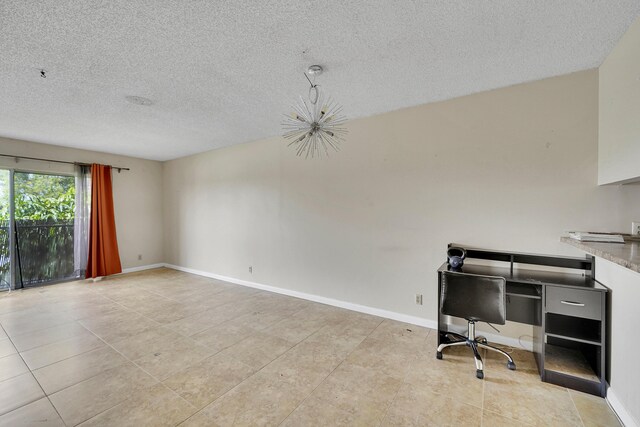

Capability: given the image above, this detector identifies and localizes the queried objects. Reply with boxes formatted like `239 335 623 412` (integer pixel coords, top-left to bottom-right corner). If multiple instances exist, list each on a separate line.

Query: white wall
0 137 163 270
595 258 640 427
599 16 640 185
163 70 640 335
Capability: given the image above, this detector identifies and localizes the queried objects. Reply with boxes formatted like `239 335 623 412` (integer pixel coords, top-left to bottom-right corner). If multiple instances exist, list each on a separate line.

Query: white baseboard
162 263 532 351
164 263 437 329
607 387 638 427
121 263 165 274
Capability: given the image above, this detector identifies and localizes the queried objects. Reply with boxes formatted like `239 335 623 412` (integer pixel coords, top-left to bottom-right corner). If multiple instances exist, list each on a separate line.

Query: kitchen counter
561 236 640 273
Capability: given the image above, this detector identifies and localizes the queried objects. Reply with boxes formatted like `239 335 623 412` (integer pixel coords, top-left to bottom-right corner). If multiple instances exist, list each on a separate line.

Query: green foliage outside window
0 172 76 222
0 172 77 287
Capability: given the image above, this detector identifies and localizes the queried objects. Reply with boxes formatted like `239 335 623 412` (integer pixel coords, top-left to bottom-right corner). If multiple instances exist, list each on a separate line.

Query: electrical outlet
137 254 142 261
415 294 423 305
632 222 640 236
249 266 253 274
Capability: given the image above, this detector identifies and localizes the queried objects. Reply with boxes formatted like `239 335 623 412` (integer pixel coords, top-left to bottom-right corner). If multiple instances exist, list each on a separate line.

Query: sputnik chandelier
282 65 347 158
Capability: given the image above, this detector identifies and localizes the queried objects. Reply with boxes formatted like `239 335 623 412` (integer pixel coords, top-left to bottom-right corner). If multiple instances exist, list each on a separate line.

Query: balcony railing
0 220 77 288
0 225 8 290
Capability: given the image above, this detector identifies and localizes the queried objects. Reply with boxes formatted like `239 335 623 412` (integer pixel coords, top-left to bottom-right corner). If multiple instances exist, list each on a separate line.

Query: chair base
436 322 516 379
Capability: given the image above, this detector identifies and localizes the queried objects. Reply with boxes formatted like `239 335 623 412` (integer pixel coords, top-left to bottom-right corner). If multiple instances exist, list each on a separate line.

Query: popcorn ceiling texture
0 1 638 161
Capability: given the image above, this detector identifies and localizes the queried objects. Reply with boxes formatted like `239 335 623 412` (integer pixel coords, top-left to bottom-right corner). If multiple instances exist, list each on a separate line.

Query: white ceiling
1 1 639 161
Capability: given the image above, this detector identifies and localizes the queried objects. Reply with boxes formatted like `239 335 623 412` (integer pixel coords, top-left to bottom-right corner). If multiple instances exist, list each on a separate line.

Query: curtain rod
0 153 130 172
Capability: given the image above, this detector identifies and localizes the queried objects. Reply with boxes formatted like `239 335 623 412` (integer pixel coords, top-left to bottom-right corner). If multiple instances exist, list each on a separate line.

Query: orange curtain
86 164 122 278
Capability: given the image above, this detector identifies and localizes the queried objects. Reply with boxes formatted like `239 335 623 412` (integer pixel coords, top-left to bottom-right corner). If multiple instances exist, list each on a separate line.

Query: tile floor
0 268 621 426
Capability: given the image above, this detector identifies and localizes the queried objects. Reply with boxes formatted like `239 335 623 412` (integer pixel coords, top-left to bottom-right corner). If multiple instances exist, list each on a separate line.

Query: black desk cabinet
437 246 608 397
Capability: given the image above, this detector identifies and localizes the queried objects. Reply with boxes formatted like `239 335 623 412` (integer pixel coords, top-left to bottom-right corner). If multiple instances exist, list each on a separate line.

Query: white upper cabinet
599 17 640 185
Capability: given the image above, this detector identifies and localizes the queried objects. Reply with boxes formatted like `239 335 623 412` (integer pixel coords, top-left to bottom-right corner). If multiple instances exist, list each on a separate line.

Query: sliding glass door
14 172 77 287
0 169 79 289
0 169 10 291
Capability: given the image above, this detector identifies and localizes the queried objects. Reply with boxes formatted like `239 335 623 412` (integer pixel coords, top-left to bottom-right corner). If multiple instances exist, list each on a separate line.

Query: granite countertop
561 236 640 273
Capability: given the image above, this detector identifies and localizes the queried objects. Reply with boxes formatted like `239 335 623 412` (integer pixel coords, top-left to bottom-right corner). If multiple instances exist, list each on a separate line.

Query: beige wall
599 16 640 185
163 69 640 333
0 137 163 270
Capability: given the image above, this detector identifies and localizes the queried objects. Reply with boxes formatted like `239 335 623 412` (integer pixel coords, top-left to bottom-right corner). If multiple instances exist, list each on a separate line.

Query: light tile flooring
0 268 621 426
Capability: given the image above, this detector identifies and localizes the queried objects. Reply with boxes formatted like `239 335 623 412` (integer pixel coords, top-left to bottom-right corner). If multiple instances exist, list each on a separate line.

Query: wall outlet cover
632 222 640 236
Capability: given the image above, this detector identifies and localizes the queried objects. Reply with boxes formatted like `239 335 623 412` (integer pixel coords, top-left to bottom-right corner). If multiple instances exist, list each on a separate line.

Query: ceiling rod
0 153 130 172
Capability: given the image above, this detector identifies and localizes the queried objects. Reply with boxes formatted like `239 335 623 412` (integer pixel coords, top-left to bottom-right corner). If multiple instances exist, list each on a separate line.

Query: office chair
436 270 516 379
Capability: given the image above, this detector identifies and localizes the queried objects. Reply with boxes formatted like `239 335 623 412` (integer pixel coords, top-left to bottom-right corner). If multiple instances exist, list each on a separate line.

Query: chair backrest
440 271 507 324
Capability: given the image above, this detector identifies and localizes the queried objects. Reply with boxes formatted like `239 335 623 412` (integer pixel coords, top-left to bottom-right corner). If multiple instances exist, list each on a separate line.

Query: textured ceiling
1 1 639 161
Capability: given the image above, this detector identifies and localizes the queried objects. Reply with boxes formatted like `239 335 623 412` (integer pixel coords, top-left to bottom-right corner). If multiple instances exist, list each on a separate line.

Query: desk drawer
546 286 602 321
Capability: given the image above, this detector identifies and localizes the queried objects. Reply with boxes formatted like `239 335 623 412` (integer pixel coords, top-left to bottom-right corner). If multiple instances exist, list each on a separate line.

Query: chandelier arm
321 132 339 151
294 97 313 122
316 131 331 155
298 133 313 156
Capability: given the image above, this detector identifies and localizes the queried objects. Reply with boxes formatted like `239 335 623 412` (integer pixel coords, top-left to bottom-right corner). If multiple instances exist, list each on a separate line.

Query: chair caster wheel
436 351 442 360
507 361 516 370
476 370 484 379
